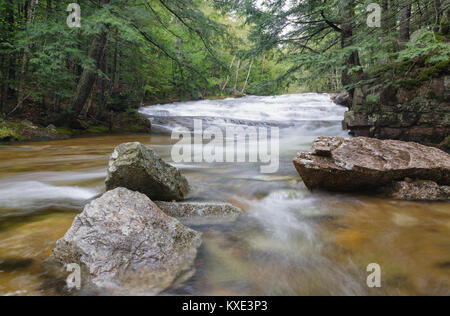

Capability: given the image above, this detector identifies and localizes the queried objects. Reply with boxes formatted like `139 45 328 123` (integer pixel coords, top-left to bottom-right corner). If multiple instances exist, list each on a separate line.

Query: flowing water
0 94 449 296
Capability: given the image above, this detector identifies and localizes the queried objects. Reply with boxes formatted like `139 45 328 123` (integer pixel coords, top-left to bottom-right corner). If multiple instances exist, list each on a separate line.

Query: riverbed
0 94 449 296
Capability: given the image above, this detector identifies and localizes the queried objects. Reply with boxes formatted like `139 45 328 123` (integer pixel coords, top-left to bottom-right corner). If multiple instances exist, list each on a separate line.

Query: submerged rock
293 136 450 193
155 201 243 225
105 142 189 201
385 181 450 201
46 188 202 295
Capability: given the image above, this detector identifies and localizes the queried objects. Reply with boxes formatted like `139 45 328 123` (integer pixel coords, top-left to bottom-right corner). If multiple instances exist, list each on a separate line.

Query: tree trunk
241 59 254 94
221 56 236 92
71 0 111 117
261 54 266 74
111 28 119 88
23 0 29 21
423 0 432 26
1 56 5 112
233 59 241 92
80 88 95 118
71 30 109 116
0 1 15 112
441 1 450 35
98 48 108 115
47 0 52 18
381 0 389 34
340 0 361 88
434 0 442 31
416 1 424 28
12 0 38 116
400 0 412 42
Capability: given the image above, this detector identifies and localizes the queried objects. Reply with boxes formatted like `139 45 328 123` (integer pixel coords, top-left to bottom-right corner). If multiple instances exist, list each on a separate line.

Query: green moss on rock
0 126 22 141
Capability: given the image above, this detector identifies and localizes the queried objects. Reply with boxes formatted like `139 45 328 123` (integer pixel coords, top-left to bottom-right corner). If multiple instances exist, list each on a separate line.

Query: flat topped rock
294 136 450 192
105 142 189 201
331 137 450 171
155 201 242 218
46 188 202 295
155 201 243 225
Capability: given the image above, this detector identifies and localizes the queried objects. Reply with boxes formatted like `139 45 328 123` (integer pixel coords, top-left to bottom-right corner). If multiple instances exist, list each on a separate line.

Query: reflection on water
0 94 449 296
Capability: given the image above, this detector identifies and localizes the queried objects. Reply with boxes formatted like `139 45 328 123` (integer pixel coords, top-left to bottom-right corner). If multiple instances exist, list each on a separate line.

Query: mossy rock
0 119 70 143
0 126 22 141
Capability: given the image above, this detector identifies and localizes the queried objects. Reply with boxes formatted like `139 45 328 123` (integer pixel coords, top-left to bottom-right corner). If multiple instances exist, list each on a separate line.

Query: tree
13 0 38 116
441 0 450 34
0 0 15 111
434 0 442 31
340 0 361 87
400 0 412 42
71 0 110 118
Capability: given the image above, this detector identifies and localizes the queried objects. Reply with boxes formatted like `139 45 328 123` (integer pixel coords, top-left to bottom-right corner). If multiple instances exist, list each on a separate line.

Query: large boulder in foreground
47 188 202 295
155 201 243 225
293 136 450 192
105 142 189 201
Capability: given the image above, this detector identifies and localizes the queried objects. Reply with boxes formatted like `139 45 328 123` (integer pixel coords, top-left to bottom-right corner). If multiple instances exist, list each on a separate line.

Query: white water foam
140 93 348 127
0 181 98 209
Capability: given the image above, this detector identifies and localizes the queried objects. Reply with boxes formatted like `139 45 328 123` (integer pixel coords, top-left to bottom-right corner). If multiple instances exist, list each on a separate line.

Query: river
0 94 449 296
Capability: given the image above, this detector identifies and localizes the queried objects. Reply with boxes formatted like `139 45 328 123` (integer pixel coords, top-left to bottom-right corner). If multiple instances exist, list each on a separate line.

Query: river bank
0 109 151 143
0 93 250 144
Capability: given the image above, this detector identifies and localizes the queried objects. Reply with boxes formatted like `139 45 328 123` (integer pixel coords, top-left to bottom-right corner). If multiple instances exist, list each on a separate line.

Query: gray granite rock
105 142 189 201
47 188 202 295
155 201 243 225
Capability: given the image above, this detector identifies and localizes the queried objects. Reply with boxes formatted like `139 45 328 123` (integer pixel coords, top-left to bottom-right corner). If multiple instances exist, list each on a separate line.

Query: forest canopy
0 0 449 127
216 0 449 91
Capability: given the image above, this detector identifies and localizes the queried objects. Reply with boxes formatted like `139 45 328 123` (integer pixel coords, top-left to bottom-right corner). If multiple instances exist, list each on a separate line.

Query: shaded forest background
0 0 449 131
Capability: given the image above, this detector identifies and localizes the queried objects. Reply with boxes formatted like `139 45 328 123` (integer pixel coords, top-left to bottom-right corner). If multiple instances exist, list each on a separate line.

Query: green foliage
107 90 141 112
366 93 381 106
365 30 450 90
1 0 448 124
0 0 287 122
419 59 450 81
215 0 450 92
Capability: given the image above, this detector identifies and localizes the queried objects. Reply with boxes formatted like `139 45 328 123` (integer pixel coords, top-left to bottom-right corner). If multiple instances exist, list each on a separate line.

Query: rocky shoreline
333 74 449 152
0 110 151 143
